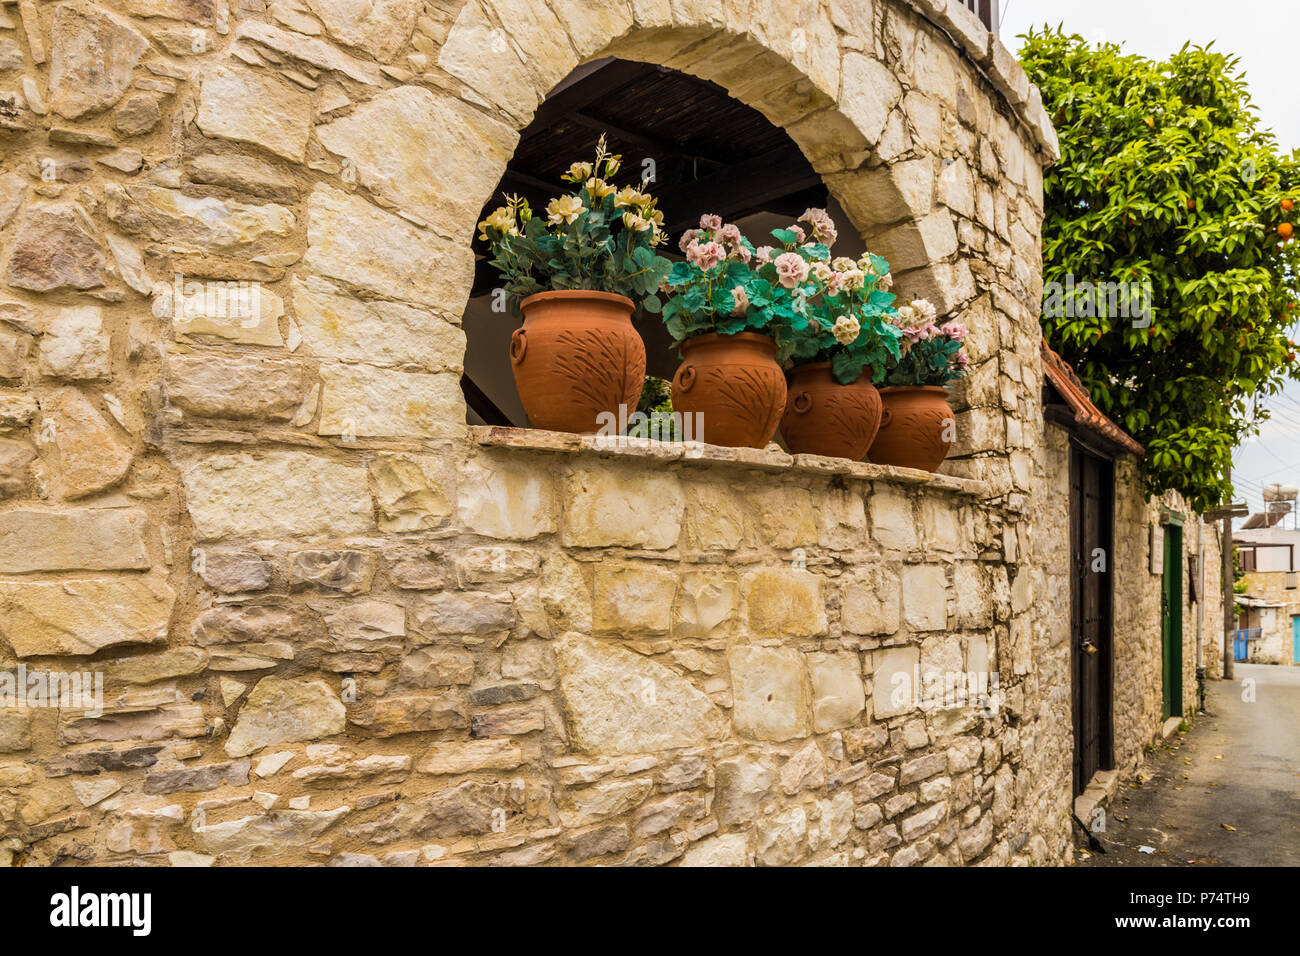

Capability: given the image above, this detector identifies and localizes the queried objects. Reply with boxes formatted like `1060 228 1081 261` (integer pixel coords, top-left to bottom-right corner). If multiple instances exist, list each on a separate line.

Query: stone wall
1039 423 1225 798
0 0 1075 866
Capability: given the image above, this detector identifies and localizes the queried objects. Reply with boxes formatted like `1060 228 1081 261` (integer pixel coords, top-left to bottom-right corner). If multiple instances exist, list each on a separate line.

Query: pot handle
879 406 893 428
676 365 697 394
510 328 527 365
791 391 813 414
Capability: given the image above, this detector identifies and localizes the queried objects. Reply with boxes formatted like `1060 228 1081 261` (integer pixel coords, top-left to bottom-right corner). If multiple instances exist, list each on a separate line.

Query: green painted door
1293 615 1300 665
1161 523 1184 718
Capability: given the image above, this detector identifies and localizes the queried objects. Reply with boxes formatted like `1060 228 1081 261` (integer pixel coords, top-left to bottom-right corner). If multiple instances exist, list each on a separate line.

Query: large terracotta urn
511 290 645 433
868 386 955 472
671 332 786 449
779 362 883 460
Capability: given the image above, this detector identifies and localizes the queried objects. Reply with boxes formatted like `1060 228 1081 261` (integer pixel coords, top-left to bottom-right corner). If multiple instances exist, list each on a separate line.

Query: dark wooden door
1070 442 1114 796
1161 523 1184 718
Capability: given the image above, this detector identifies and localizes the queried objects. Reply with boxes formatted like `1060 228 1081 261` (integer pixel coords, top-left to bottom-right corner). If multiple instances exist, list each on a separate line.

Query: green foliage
477 136 672 319
881 300 970 387
661 210 909 382
659 216 802 357
1020 27 1300 511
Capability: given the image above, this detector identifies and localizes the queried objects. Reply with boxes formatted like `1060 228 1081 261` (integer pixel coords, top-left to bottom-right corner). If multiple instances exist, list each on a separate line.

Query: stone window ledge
470 425 992 499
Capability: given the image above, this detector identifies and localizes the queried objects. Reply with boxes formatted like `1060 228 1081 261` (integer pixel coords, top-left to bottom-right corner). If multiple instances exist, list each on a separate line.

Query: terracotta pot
671 332 786 449
868 386 955 472
511 290 646 434
779 363 883 460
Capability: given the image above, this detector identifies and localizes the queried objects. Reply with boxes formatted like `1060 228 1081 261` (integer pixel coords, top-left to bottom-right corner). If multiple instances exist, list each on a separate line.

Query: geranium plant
881 300 970 387
777 210 904 383
476 135 672 316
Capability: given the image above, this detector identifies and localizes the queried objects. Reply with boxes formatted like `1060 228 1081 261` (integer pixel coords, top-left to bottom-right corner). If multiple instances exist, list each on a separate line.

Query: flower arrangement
881 300 970 386
476 135 672 315
657 213 789 348
776 210 904 384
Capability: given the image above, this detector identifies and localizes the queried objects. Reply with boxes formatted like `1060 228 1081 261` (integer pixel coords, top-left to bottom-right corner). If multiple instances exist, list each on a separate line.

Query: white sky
999 1 1300 520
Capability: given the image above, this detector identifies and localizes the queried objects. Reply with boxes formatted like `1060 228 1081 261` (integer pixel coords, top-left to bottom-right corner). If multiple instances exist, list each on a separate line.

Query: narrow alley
1080 664 1300 866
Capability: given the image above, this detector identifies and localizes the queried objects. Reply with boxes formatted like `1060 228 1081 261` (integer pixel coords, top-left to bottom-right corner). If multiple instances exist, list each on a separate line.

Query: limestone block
409 591 515 642
316 86 517 240
681 831 749 866
349 694 466 737
417 738 522 775
291 276 465 371
562 466 683 550
682 481 746 550
0 507 149 572
953 563 993 629
317 363 464 439
841 565 901 636
0 439 35 498
196 66 313 162
305 0 420 60
873 644 920 719
0 572 174 657
39 387 133 499
742 568 827 638
902 564 948 631
592 563 676 636
166 353 310 421
436 0 541 124
369 453 452 532
746 484 816 549
829 158 933 228
713 753 776 825
728 645 809 741
38 307 109 379
180 451 373 540
457 452 558 540
871 209 959 272
556 634 726 755
806 651 866 732
305 185 474 314
869 487 916 550
106 184 296 253
49 0 149 119
672 571 737 639
6 206 108 292
839 52 900 145
225 677 346 756
756 806 807 866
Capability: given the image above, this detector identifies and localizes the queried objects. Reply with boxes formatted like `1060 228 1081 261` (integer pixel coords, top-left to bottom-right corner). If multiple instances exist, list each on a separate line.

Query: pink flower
755 245 776 264
678 229 701 253
731 244 753 264
799 207 838 244
788 225 807 244
940 321 968 342
700 213 723 231
956 353 970 368
730 285 749 316
717 223 742 246
774 252 810 289
687 239 726 271
825 271 846 295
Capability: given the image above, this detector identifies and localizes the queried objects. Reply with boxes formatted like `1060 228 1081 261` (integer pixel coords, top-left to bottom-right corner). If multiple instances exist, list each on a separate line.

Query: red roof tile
1041 339 1145 457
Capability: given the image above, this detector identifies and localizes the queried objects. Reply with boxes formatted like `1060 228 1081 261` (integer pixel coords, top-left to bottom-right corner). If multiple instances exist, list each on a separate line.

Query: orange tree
1020 28 1300 511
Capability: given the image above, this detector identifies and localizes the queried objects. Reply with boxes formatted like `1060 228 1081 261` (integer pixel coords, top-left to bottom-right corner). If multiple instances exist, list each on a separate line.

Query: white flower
910 298 937 321
546 194 585 225
832 315 861 346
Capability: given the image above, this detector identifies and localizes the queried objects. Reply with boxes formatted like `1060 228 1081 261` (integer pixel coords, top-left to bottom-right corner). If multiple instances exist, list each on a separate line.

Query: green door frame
1161 521 1184 718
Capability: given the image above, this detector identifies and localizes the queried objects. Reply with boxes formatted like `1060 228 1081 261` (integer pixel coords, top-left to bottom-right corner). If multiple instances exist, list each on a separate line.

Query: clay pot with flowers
476 135 672 433
777 214 904 460
868 300 970 472
657 214 807 448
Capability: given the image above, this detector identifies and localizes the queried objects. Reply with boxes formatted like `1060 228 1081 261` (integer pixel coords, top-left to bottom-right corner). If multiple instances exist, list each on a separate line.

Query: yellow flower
615 186 652 209
477 205 516 241
622 212 652 232
585 177 616 200
546 194 585 225
562 161 593 183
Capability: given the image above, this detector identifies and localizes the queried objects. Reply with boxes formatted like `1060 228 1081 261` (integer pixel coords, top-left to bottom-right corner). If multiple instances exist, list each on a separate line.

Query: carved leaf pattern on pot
696 365 784 439
551 327 645 413
824 389 880 450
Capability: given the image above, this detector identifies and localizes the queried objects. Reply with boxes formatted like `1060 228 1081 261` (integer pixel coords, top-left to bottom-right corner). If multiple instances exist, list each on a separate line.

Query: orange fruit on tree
1280 222 1295 239
1185 199 1195 210
1283 198 1295 212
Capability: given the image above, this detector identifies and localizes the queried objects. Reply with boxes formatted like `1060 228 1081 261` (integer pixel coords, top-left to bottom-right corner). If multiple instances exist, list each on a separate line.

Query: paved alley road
1080 664 1300 867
